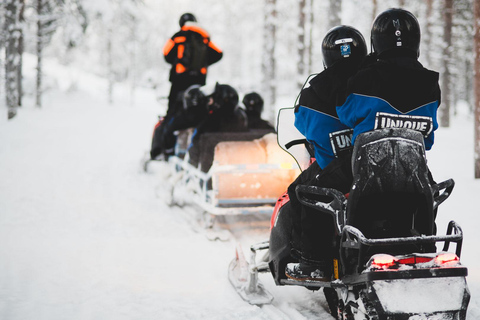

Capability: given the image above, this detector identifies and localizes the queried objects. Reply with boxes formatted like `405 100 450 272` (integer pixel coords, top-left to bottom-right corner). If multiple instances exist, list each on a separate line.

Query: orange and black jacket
163 24 223 85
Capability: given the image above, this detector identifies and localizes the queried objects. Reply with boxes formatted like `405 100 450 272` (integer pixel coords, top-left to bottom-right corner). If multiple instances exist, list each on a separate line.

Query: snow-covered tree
451 0 474 108
372 0 378 21
263 0 277 122
328 0 341 29
297 0 306 89
307 0 314 75
4 0 24 119
475 0 480 178
423 0 434 67
440 0 454 128
0 2 5 111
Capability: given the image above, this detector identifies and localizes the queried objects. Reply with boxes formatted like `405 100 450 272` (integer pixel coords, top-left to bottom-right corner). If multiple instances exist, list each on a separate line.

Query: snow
0 56 479 319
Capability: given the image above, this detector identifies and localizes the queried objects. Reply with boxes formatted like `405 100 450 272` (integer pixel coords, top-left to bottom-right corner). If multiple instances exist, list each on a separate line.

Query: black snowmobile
228 109 470 319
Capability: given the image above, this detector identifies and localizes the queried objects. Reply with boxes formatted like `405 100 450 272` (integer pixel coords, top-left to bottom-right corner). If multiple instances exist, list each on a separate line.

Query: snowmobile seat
346 128 436 255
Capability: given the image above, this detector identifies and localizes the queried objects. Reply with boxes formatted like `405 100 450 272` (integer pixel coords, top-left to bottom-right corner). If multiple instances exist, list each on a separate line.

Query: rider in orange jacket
163 13 223 116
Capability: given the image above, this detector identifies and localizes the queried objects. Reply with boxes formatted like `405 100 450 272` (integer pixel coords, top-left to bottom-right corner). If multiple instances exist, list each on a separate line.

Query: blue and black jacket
336 54 440 150
294 59 360 169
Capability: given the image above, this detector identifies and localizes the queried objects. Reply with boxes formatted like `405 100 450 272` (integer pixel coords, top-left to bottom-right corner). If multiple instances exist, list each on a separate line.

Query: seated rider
337 8 440 153
242 92 275 132
150 85 208 160
188 83 248 169
336 8 441 252
283 25 368 281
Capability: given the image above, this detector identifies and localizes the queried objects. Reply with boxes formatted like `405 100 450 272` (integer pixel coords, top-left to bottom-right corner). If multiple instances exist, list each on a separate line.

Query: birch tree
34 0 87 108
297 0 306 89
474 0 480 178
263 0 277 122
440 0 453 127
423 0 434 67
328 0 341 29
452 0 474 108
5 0 22 119
307 0 314 75
35 0 60 108
0 2 5 110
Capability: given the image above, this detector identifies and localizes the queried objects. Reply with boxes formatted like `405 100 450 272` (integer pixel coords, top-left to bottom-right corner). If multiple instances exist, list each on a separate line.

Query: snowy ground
0 60 479 319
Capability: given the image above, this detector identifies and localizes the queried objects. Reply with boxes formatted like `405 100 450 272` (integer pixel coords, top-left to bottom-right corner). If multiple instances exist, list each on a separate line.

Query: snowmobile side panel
268 202 297 285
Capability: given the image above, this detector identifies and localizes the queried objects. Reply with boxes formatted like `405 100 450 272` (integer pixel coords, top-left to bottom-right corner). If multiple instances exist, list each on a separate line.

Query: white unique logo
335 135 351 148
374 112 433 137
329 129 354 157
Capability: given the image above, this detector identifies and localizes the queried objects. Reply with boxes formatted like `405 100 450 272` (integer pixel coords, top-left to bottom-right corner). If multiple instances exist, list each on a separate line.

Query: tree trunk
424 0 433 67
328 0 341 29
297 0 306 89
107 26 113 105
0 2 5 111
372 0 377 22
129 16 137 106
5 0 20 119
36 0 42 108
17 0 24 107
474 0 480 178
263 0 277 123
307 0 314 74
440 0 453 128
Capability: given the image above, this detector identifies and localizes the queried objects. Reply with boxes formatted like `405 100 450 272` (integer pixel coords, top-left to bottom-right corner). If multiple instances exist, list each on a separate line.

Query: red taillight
371 254 396 268
397 256 433 264
434 252 459 265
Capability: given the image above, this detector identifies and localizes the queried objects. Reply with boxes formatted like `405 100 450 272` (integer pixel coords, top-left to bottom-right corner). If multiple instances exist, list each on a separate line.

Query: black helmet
242 92 264 116
210 83 239 113
322 25 367 68
371 8 420 57
183 85 206 111
179 13 196 27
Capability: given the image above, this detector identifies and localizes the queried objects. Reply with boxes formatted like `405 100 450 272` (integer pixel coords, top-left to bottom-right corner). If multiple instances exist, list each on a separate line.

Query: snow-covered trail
0 88 338 319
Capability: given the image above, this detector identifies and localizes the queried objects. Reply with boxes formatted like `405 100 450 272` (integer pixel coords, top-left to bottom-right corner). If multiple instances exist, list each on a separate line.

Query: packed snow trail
0 89 337 319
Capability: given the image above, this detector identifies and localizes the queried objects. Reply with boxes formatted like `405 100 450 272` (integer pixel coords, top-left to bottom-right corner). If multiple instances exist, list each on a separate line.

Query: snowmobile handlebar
295 184 346 235
432 178 455 210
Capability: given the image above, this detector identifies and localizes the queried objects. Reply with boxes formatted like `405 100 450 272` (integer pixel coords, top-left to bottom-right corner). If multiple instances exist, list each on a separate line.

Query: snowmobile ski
228 242 273 305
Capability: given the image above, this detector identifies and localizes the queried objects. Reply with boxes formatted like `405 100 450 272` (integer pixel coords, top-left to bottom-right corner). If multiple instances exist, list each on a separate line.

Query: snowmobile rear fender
342 266 468 285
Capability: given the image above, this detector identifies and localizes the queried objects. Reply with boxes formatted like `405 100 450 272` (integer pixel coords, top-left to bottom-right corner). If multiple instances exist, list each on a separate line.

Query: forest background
1 0 479 175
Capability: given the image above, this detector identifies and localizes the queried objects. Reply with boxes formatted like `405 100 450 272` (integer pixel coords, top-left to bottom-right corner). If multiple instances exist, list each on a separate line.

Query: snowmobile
228 108 470 319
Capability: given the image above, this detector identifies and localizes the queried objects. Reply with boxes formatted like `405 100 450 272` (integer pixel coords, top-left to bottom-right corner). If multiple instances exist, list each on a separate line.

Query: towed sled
228 126 470 319
150 128 300 228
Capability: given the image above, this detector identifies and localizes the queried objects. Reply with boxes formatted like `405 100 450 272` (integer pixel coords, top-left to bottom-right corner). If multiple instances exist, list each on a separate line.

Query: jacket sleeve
163 37 177 64
207 40 223 65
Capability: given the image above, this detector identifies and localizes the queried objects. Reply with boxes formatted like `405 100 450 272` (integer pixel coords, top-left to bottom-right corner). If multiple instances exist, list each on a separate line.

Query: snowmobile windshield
276 107 311 171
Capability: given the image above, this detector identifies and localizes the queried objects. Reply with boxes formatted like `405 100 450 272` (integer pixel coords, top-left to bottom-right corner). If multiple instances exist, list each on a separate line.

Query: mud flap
228 243 273 305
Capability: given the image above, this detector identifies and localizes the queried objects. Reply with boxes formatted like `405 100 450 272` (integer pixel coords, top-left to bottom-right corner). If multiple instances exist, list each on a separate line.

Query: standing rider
163 13 223 117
